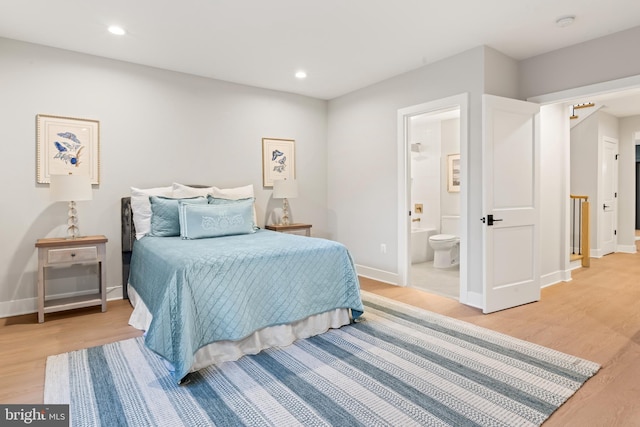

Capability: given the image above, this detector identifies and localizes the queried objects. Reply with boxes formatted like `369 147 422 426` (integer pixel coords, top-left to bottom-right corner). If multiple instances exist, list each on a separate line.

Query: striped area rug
45 291 599 426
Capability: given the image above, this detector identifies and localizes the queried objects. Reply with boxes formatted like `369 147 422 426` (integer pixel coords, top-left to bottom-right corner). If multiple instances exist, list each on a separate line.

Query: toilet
428 216 460 268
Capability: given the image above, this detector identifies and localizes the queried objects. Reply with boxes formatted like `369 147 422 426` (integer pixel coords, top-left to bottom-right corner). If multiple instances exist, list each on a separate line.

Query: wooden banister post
581 201 590 267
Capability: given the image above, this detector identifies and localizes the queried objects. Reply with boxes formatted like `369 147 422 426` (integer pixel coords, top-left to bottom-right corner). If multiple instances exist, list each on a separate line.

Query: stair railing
570 195 590 267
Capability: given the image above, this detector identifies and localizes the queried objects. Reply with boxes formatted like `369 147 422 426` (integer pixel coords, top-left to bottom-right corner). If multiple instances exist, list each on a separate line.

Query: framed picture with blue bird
36 114 100 184
262 137 295 187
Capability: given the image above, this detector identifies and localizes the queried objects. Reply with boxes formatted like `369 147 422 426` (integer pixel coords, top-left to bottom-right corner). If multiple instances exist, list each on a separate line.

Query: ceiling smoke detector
556 16 575 28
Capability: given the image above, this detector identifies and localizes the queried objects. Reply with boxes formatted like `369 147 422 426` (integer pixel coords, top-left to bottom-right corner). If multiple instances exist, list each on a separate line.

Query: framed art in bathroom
447 153 460 192
262 137 295 187
36 114 100 184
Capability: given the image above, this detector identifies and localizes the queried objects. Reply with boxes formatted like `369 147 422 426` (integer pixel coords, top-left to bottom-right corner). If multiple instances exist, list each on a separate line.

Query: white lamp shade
273 179 298 199
50 174 93 201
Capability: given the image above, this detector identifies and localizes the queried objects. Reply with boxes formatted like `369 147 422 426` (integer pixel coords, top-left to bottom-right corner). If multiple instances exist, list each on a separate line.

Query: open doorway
562 90 640 256
407 108 461 299
397 93 469 303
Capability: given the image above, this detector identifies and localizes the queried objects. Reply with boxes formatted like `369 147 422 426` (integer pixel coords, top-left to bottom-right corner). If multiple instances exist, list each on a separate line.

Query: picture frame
262 138 295 187
36 114 100 184
447 153 460 192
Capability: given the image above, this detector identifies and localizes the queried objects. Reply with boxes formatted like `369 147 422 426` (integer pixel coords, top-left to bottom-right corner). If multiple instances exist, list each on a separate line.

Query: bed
121 186 363 383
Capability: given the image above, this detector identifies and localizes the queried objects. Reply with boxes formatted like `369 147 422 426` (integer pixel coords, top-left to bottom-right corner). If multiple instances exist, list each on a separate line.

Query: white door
600 137 618 255
482 95 540 314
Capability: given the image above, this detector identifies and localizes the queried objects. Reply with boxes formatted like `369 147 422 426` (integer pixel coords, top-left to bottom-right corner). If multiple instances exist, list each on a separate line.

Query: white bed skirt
127 285 352 373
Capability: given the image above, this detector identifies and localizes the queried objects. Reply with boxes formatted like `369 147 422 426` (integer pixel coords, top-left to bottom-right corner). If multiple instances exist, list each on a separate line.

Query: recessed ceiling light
108 25 126 36
555 16 575 28
295 71 307 79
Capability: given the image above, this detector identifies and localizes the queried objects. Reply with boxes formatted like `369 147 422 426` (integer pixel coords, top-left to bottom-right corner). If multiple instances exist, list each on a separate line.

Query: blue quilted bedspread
128 229 363 380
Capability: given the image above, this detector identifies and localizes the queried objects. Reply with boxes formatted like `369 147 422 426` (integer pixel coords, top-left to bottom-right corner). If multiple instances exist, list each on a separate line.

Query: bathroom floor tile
410 261 459 300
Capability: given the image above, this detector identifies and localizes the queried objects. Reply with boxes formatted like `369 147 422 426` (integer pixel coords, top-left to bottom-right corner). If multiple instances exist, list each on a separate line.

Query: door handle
603 204 610 210
487 214 503 226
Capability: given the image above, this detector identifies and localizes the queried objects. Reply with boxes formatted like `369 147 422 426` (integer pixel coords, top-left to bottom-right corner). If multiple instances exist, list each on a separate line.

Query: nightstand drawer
47 246 98 264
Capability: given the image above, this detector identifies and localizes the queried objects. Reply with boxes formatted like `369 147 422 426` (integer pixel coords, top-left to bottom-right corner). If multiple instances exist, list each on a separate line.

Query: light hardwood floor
1 242 638 426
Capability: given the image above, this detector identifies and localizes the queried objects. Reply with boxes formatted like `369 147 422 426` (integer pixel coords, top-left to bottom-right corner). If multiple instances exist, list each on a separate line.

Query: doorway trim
397 93 469 303
527 74 640 105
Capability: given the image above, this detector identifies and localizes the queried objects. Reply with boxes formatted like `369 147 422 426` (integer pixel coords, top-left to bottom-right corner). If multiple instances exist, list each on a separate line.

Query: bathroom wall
410 117 440 230
441 118 460 218
409 115 460 233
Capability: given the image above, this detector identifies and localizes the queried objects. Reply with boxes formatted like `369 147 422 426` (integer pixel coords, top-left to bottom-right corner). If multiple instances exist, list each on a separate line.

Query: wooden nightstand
265 223 312 237
35 235 108 323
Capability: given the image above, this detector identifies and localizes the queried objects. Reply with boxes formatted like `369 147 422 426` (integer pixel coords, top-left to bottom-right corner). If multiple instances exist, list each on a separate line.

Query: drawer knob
71 253 76 257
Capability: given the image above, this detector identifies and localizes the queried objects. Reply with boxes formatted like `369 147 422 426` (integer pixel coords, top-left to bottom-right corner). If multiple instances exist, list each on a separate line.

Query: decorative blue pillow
179 198 256 239
207 196 258 230
149 196 207 237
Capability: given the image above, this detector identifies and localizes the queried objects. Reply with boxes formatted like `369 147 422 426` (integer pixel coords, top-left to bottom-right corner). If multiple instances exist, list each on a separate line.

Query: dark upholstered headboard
121 196 135 299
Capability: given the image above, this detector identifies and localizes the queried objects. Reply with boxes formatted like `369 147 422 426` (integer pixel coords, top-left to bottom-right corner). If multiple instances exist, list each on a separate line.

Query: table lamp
273 179 298 226
50 173 92 239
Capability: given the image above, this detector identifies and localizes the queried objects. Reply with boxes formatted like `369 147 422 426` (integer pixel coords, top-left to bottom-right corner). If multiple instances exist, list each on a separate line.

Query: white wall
519 26 640 100
539 104 571 285
0 37 329 316
327 46 486 292
570 112 601 252
409 119 440 230
484 46 519 99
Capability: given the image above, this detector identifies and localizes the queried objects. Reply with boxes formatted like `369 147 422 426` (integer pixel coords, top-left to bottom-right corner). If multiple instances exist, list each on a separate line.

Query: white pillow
210 184 254 200
130 186 173 239
172 182 214 198
210 184 257 225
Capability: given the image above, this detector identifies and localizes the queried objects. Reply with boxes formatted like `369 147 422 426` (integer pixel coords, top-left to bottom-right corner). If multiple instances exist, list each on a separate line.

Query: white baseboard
590 248 604 258
616 244 637 254
541 269 572 288
591 245 637 257
569 259 583 271
354 265 399 286
0 298 36 319
0 285 124 319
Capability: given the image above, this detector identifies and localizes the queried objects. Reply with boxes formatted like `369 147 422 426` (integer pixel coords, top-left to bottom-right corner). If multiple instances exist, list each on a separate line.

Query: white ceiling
1 0 640 102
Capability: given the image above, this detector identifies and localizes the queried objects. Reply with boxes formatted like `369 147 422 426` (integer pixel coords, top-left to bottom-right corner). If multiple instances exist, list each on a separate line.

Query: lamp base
280 198 291 226
65 201 81 239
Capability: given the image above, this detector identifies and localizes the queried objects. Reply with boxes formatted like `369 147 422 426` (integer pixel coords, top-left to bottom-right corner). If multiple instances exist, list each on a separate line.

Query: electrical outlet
380 243 387 254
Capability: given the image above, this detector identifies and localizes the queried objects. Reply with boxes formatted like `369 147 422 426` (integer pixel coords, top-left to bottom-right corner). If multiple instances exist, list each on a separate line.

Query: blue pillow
149 196 207 237
179 198 256 239
207 196 258 230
